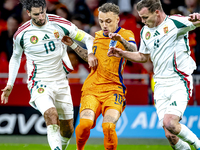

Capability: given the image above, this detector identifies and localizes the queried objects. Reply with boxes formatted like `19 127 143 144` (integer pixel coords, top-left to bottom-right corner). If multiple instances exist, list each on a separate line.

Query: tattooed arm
119 38 137 52
72 44 88 62
62 36 98 69
62 35 88 62
109 33 137 52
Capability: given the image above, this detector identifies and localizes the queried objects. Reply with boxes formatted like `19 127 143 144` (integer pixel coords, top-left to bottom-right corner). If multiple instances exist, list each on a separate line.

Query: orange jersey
82 27 136 96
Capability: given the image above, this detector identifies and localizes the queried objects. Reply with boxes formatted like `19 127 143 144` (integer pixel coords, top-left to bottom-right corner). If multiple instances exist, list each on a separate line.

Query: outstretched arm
62 36 88 62
62 36 98 69
189 13 200 27
108 47 150 63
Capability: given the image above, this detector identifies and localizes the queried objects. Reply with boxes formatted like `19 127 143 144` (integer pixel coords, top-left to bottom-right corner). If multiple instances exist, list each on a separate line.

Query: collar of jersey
156 15 168 29
152 15 168 30
103 26 121 37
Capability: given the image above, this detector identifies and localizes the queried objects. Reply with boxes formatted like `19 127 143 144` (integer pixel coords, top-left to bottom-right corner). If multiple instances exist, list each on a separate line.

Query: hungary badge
30 36 38 44
145 31 151 40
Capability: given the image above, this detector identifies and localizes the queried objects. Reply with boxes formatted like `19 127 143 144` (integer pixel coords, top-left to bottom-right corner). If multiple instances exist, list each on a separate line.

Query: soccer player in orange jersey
62 3 137 150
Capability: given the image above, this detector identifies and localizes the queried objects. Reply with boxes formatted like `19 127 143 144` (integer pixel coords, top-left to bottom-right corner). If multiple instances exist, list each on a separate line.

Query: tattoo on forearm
73 45 88 62
120 38 137 52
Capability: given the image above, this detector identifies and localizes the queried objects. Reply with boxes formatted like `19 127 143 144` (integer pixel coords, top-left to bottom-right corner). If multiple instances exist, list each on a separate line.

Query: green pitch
0 144 196 150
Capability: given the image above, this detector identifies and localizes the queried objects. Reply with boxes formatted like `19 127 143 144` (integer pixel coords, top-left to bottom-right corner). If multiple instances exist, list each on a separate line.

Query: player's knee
163 119 176 133
102 122 116 136
78 118 94 132
44 107 59 125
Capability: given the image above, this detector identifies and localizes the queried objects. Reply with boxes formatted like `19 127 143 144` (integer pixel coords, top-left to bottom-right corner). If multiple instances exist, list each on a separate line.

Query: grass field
0 136 196 150
0 144 196 150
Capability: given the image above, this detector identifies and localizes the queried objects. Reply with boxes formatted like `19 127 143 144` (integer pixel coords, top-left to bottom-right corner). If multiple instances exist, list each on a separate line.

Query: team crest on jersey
30 36 38 44
37 87 44 94
145 31 151 40
53 30 59 39
163 25 168 34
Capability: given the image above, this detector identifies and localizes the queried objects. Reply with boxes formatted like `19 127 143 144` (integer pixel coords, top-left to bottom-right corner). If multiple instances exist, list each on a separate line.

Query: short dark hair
98 3 120 15
136 0 163 13
20 0 46 12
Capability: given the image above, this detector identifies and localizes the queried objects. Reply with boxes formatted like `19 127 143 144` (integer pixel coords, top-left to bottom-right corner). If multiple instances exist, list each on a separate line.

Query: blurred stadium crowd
0 0 200 85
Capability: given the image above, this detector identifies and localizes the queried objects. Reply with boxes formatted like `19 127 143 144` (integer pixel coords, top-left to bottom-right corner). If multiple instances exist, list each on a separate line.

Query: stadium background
0 0 200 149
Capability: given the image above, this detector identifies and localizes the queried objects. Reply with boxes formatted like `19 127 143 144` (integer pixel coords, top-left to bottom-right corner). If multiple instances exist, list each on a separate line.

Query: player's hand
62 35 74 46
1 85 12 104
88 53 98 70
109 33 122 42
189 13 200 22
107 47 124 58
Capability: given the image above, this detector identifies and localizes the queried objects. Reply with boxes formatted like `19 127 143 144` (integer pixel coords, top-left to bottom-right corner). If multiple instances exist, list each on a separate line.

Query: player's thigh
165 89 188 119
155 89 188 126
102 92 125 116
55 87 73 120
34 94 56 116
29 81 55 113
80 95 101 121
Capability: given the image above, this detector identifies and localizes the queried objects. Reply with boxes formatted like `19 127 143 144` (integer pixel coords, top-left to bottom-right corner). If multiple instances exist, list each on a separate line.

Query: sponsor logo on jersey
30 36 38 44
42 34 50 40
37 87 44 94
153 31 160 37
163 25 168 34
53 30 59 39
145 31 151 40
170 101 177 106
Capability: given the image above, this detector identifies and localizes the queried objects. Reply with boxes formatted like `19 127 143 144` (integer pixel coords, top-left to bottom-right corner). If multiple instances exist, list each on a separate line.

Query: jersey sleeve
7 35 24 86
169 15 196 35
55 16 94 54
139 28 150 54
123 30 137 50
69 23 94 54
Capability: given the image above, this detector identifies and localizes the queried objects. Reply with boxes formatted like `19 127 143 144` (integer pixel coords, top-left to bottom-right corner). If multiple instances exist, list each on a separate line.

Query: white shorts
154 75 193 126
28 79 73 120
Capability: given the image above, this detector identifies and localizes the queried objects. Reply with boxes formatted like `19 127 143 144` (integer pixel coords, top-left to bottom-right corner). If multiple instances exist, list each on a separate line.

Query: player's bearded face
28 7 47 26
138 7 157 28
98 11 119 35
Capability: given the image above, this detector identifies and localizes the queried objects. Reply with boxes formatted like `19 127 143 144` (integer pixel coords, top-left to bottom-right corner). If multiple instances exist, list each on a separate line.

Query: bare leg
60 119 74 150
44 107 61 150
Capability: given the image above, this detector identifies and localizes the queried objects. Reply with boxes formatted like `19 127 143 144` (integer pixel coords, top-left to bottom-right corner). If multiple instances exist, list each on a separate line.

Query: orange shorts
80 91 126 117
